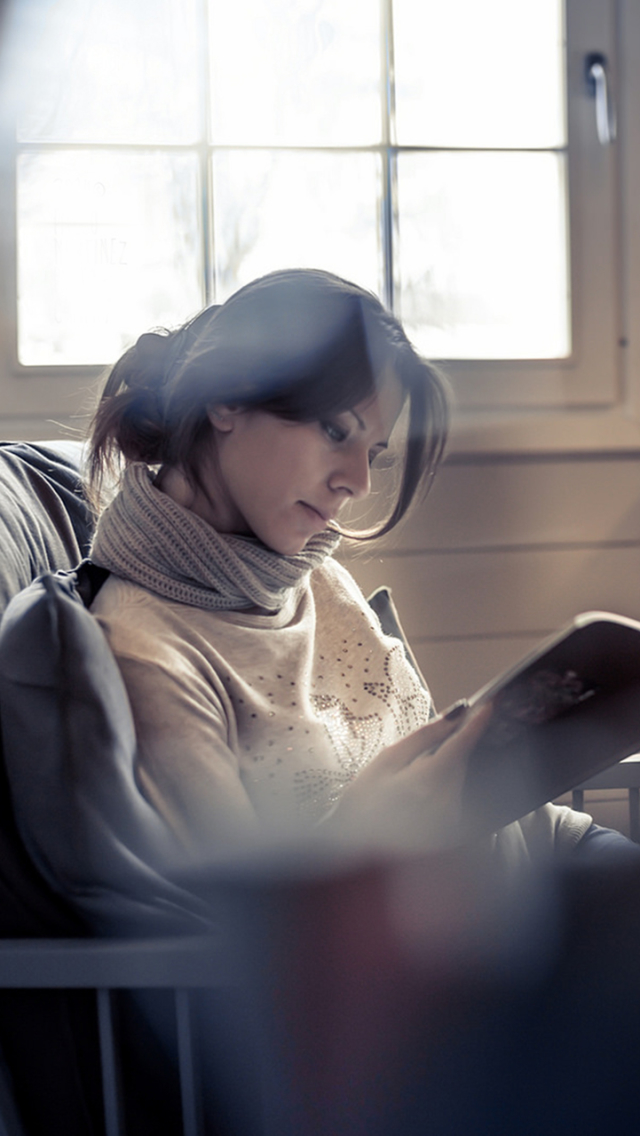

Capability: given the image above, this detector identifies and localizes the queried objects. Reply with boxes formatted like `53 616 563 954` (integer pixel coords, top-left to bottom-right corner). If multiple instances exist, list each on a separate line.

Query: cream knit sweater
91 555 592 862
91 557 434 851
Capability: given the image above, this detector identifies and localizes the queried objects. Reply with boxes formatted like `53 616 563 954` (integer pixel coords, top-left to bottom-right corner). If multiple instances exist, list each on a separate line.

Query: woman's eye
321 421 348 444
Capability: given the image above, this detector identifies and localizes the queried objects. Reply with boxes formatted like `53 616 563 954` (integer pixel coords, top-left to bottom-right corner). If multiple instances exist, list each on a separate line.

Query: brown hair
88 268 450 539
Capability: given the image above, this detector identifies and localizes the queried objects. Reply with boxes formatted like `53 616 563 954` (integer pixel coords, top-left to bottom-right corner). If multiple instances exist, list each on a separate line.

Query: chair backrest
0 441 97 939
0 444 129 1134
0 443 243 1136
0 441 93 620
0 565 212 938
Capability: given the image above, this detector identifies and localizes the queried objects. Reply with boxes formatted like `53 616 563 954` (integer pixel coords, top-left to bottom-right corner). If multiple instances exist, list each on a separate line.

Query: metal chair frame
0 935 239 1136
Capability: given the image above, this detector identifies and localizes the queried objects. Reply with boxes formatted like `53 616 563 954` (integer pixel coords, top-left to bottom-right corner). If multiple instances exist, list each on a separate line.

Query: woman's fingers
420 699 471 755
331 700 494 850
335 700 494 850
386 702 494 846
425 700 493 767
379 699 471 770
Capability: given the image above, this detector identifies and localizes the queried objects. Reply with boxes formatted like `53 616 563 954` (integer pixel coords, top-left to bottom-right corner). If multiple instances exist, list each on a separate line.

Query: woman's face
191 374 404 555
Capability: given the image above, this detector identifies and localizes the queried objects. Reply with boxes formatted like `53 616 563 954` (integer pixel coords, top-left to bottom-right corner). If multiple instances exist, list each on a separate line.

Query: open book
461 611 640 832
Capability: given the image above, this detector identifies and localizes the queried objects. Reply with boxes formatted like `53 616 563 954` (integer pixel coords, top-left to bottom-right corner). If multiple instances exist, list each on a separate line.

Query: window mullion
199 0 214 306
381 0 397 311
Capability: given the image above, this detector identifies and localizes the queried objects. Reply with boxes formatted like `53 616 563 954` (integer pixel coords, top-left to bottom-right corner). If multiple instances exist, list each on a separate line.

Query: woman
87 268 594 864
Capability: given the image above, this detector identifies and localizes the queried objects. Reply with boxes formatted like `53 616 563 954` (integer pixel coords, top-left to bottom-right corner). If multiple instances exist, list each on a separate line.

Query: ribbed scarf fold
91 463 341 612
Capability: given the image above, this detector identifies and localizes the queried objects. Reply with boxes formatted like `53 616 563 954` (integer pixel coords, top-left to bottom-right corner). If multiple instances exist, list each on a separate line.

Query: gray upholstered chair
0 442 228 1136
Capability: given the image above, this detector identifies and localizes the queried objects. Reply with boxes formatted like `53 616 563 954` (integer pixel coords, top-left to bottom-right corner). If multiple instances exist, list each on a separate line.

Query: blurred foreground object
181 842 640 1136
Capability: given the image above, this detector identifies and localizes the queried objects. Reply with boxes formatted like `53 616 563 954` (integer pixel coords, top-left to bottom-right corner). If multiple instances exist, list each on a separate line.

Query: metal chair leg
97 989 126 1136
175 989 204 1136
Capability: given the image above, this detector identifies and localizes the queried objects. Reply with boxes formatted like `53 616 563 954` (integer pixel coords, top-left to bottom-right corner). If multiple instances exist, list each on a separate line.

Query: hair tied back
128 330 181 391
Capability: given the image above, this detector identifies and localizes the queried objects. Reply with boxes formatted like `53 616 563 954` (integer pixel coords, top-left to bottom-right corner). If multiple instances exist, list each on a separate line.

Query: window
0 0 628 444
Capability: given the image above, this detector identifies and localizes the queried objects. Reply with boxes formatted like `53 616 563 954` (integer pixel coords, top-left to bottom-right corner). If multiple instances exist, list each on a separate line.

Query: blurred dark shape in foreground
163 844 640 1136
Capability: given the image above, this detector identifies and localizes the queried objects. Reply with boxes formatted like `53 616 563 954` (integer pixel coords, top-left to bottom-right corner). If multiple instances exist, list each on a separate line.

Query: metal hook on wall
585 52 617 145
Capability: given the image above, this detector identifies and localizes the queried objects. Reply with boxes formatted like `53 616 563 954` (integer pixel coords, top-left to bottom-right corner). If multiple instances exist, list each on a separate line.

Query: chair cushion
0 443 94 935
0 441 93 618
367 585 429 693
0 567 210 935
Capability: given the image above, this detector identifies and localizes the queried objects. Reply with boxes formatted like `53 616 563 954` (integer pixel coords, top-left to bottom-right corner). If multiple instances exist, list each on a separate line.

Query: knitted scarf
91 463 341 612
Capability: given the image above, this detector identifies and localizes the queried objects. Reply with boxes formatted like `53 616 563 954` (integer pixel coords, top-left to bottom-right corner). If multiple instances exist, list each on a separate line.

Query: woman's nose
329 447 371 499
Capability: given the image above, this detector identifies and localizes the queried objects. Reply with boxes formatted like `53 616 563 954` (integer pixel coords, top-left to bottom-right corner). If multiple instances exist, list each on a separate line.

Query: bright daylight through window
15 0 567 368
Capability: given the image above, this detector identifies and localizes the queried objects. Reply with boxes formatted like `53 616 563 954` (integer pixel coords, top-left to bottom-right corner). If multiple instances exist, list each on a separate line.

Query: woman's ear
207 405 241 433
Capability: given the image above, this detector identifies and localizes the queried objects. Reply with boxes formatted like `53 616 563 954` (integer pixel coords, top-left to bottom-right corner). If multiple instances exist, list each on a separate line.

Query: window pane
393 0 565 148
17 0 201 144
208 0 381 146
397 151 569 359
211 150 382 300
17 150 203 365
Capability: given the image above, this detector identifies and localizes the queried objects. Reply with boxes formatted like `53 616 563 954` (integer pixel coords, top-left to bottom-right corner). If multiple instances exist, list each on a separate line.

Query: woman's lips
300 501 330 525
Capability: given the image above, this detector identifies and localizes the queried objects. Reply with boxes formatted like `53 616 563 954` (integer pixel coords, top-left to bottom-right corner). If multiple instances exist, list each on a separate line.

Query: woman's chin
264 531 315 557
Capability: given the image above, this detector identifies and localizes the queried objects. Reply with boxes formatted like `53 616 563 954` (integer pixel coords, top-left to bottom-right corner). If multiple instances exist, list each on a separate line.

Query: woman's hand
331 701 493 851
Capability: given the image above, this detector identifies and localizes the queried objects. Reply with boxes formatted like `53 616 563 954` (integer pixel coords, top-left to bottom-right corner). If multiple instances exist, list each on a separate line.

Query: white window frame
449 0 640 456
0 0 637 455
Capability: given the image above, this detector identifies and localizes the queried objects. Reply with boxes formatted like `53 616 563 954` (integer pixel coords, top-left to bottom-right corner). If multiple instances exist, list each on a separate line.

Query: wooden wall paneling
343 544 640 705
357 457 640 552
410 634 544 710
342 454 640 708
345 545 640 639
